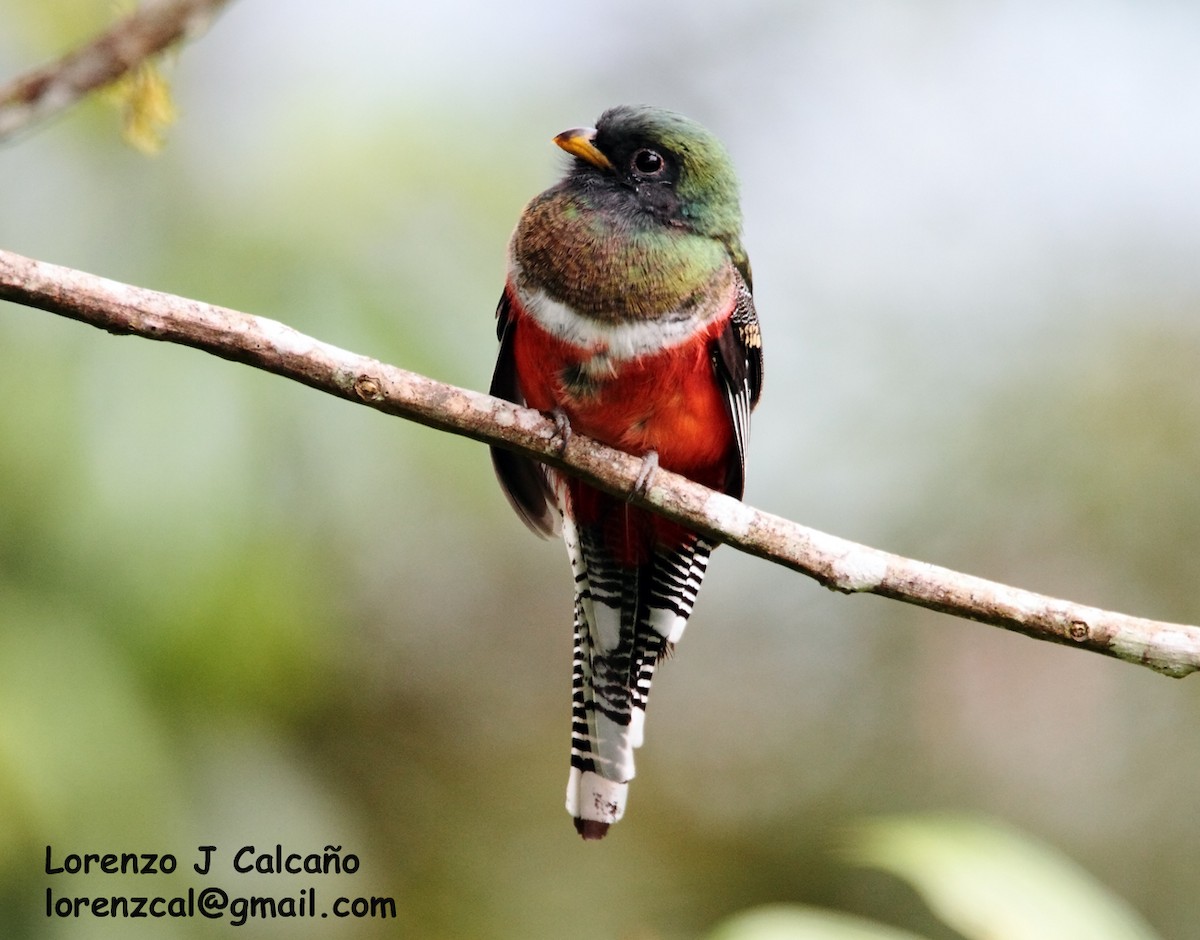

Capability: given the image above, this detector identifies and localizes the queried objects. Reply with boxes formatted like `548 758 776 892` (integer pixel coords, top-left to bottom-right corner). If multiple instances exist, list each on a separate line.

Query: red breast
507 291 735 492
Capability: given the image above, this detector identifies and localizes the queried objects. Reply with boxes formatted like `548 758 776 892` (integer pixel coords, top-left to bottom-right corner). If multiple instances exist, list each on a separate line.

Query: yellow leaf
104 59 177 155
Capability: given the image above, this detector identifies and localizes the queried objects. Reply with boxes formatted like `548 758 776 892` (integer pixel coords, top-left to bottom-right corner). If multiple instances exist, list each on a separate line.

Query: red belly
511 310 733 487
510 305 735 559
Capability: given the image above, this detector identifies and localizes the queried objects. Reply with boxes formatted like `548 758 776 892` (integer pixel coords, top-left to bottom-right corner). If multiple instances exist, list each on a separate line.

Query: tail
557 479 714 839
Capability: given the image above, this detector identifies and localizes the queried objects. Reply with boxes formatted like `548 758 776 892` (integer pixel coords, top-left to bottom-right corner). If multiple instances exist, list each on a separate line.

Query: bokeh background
2 1 1200 937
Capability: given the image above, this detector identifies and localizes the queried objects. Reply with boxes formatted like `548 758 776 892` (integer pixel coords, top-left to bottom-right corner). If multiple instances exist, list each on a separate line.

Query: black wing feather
489 292 558 537
709 273 763 500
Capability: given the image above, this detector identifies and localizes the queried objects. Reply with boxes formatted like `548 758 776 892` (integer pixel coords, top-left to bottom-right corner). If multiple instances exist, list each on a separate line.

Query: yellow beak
553 127 614 171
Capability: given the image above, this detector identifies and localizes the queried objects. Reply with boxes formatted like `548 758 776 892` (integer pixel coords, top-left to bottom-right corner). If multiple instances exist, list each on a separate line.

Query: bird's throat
511 186 732 323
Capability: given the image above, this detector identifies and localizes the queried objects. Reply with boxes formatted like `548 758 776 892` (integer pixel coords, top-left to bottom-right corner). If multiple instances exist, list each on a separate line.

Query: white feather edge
566 767 628 823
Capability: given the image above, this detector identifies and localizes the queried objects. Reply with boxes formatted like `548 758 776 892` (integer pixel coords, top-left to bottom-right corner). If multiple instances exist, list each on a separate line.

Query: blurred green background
2 1 1200 937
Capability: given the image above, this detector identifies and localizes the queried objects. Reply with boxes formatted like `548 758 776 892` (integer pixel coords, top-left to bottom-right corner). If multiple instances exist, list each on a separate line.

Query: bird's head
554 105 743 250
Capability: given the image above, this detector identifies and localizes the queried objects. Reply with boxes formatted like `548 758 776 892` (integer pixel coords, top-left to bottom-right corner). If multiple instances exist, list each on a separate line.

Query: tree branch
2 246 1197 678
0 0 233 143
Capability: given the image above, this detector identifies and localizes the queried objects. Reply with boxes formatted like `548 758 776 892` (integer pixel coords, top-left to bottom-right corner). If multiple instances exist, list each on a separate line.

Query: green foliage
0 597 179 856
710 906 928 940
4 0 111 51
844 815 1161 940
710 815 1161 940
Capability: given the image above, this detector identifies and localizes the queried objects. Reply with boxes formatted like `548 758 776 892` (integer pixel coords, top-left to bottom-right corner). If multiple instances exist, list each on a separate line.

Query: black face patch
586 126 687 227
632 174 681 223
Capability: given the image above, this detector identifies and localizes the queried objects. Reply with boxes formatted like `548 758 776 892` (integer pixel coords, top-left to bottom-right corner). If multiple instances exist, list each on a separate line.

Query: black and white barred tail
557 479 714 839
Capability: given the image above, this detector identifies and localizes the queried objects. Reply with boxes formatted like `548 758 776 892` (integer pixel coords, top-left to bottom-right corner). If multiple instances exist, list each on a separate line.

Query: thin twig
1 247 1197 678
0 0 232 143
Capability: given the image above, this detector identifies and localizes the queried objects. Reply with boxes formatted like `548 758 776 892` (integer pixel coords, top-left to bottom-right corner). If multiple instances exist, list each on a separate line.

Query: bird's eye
631 148 666 176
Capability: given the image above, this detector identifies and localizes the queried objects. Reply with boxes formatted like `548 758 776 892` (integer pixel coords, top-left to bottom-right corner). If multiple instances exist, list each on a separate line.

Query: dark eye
631 148 666 176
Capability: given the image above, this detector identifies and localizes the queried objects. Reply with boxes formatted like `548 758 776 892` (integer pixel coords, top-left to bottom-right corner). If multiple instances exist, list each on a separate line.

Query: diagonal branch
2 246 1198 678
0 0 233 143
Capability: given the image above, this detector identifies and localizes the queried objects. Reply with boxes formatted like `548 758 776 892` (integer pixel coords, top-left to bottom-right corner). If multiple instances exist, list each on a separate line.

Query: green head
554 105 748 280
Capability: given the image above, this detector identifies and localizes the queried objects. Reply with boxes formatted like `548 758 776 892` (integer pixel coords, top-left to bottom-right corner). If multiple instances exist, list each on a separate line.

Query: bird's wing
489 291 559 537
709 273 763 499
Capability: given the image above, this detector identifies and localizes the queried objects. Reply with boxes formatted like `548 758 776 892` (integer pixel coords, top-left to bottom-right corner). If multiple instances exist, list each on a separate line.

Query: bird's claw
631 450 660 501
550 409 572 457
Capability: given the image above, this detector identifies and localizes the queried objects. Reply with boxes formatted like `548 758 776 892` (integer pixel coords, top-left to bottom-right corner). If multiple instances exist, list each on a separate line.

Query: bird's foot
549 408 573 457
631 450 660 501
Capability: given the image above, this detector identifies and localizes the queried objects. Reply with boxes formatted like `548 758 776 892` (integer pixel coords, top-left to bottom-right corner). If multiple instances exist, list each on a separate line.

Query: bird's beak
554 127 614 171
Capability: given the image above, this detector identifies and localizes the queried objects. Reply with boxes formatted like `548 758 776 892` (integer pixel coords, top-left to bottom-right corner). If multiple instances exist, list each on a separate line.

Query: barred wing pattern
557 476 715 839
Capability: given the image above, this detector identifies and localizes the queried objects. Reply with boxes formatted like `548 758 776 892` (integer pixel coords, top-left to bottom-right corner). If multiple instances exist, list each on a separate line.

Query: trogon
489 105 763 839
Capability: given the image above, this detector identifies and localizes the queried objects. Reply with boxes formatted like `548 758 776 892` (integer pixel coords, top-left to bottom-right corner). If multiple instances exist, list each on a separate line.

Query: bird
489 105 762 839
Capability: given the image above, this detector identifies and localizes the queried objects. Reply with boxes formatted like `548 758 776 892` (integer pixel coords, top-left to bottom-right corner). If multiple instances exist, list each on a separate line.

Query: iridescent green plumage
512 191 734 321
592 105 745 250
509 105 749 322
